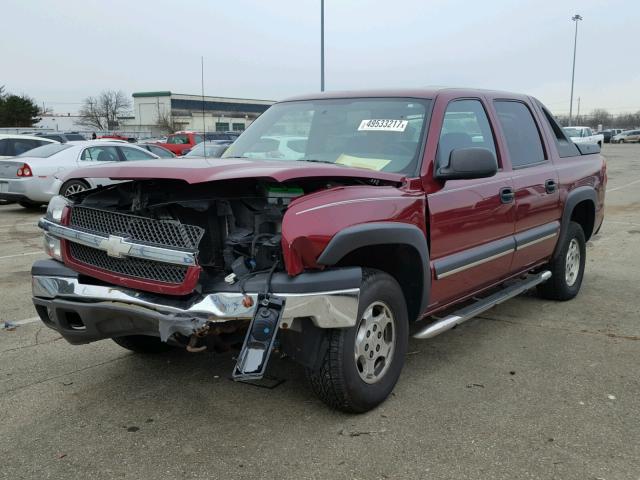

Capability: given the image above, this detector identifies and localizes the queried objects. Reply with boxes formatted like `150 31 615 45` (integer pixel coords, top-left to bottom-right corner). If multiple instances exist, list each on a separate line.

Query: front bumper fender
31 260 361 344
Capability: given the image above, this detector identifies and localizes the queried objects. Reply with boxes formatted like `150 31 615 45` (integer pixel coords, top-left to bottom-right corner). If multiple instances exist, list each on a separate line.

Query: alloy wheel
354 301 395 384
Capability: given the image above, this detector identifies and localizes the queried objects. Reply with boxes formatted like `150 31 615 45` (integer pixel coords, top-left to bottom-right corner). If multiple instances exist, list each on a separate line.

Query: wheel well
335 244 424 322
570 200 595 241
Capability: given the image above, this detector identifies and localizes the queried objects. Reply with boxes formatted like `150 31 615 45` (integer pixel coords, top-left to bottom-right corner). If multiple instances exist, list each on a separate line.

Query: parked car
601 128 624 143
0 134 58 159
99 134 137 143
183 140 231 158
137 143 176 158
34 132 86 143
240 135 308 160
32 88 605 412
0 141 159 208
612 130 640 143
157 131 238 155
563 126 604 147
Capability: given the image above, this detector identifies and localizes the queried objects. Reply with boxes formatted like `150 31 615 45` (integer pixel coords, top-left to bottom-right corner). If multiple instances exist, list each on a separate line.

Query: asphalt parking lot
1 144 638 480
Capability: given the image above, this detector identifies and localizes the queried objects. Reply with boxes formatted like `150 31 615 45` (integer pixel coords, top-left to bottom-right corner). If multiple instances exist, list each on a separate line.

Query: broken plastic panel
232 294 285 381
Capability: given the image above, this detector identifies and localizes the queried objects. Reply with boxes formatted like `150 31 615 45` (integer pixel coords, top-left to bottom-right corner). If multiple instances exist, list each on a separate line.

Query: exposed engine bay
74 177 379 284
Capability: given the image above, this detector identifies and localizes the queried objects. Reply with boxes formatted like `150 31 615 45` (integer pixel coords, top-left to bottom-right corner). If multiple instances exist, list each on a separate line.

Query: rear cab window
536 103 580 158
493 100 546 168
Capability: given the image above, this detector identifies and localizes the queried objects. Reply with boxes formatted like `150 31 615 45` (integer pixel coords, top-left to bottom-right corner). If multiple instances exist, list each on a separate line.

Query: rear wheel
60 179 90 197
305 270 408 413
112 335 173 354
537 221 586 300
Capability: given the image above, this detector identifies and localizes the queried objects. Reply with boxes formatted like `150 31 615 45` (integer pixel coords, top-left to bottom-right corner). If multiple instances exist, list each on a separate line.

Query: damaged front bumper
31 259 361 345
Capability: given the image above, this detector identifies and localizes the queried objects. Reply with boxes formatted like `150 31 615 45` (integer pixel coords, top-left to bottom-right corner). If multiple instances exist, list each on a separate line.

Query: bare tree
155 110 182 134
589 109 612 127
78 90 131 130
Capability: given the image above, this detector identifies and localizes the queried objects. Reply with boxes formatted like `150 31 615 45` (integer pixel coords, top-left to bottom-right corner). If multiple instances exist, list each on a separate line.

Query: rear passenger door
492 100 560 273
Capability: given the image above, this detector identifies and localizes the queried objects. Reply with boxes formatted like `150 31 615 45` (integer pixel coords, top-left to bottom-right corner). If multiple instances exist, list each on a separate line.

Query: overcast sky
2 0 638 115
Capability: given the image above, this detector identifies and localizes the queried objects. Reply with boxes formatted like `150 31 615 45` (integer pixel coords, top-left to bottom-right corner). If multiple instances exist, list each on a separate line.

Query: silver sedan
0 141 159 208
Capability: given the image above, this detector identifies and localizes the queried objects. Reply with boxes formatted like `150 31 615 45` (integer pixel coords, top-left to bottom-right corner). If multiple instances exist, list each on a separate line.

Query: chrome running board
413 270 552 339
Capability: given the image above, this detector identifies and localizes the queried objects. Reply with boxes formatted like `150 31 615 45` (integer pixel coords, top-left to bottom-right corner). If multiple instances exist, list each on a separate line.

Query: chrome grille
69 206 204 250
69 242 188 284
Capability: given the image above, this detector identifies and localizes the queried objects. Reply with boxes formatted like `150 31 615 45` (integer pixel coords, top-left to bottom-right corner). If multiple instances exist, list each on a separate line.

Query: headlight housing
45 195 71 224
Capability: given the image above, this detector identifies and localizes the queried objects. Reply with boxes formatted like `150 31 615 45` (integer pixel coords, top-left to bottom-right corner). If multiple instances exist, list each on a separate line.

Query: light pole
569 14 582 126
320 0 325 92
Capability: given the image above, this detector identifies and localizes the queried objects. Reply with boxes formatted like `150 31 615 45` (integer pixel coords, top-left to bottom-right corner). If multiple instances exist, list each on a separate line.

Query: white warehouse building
121 91 275 136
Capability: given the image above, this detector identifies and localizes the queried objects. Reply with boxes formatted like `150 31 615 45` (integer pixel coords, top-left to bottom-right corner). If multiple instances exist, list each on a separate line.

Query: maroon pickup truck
33 88 606 412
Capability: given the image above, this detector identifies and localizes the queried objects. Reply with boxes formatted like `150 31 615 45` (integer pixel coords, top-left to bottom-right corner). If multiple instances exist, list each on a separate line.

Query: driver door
427 97 515 311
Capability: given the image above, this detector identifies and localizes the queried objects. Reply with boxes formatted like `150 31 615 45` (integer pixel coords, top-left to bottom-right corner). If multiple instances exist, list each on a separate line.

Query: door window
149 146 174 158
437 99 497 168
167 134 189 144
494 101 545 168
119 147 156 161
80 146 119 162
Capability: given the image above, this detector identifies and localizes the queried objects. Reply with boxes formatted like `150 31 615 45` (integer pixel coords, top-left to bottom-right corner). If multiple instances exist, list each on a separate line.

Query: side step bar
413 270 552 339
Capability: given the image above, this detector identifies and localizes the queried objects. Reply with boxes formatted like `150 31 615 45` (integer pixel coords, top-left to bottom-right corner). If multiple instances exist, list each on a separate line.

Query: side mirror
435 147 498 181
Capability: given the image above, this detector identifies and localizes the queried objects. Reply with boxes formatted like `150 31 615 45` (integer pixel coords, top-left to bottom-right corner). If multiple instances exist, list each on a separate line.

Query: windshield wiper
297 158 337 165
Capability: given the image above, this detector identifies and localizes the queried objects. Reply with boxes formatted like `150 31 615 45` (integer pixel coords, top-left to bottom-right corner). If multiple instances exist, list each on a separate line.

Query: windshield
185 142 229 158
563 127 582 137
223 98 431 174
18 143 72 158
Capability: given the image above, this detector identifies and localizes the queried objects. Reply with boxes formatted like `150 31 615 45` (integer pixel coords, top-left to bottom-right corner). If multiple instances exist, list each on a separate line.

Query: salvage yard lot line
0 251 44 260
607 178 640 192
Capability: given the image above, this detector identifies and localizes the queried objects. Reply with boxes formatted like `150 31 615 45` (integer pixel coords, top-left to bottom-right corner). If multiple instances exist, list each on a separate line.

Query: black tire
112 335 173 354
619 139 625 144
537 221 586 301
60 179 90 197
305 269 409 413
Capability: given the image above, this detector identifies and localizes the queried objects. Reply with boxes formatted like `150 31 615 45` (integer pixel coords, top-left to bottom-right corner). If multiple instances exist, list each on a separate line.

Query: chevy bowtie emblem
99 235 132 258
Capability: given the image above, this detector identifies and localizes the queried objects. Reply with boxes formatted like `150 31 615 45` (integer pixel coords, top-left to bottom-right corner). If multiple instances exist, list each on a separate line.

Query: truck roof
282 87 532 102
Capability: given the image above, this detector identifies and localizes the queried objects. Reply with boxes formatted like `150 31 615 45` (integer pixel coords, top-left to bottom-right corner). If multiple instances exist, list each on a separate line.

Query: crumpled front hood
62 158 405 184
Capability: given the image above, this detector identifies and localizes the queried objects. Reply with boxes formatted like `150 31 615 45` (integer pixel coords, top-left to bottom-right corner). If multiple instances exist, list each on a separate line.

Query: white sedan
0 141 159 208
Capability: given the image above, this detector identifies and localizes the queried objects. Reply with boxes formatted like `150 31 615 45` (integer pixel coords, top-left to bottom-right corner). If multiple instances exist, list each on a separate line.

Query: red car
32 88 605 412
158 131 238 155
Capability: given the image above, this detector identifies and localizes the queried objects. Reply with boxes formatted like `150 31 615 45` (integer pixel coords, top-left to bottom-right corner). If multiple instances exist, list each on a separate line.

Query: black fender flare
554 186 597 259
317 222 430 316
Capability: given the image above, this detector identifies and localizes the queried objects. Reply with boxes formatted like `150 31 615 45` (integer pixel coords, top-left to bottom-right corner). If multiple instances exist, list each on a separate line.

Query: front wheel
305 270 408 413
537 221 586 300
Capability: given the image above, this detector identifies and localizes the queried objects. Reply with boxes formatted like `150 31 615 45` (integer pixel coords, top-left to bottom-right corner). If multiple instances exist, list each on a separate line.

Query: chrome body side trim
32 275 360 339
39 218 197 266
436 248 513 279
516 232 557 250
295 196 409 215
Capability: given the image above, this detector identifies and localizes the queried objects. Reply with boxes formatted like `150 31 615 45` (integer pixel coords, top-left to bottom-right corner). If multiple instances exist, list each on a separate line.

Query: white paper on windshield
358 119 408 132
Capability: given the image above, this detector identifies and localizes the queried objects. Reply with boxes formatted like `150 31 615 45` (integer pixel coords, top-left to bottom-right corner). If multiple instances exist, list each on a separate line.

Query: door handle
500 187 515 204
545 179 557 194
